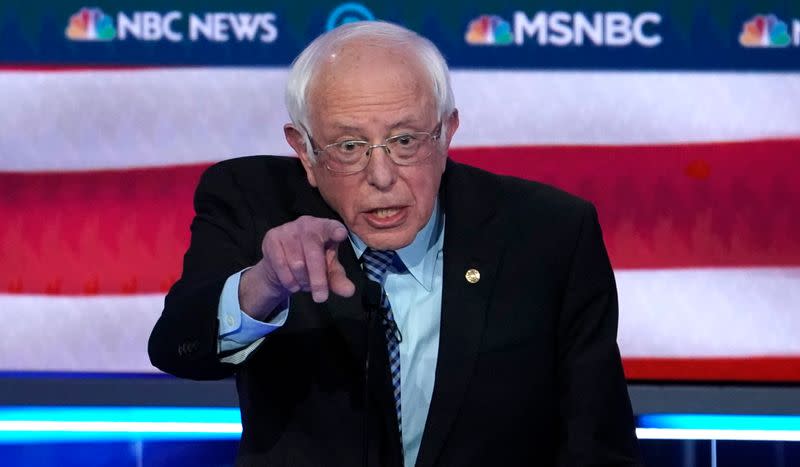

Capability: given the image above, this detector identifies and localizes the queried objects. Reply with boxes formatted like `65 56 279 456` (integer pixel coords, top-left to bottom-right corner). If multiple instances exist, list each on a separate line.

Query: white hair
285 21 456 158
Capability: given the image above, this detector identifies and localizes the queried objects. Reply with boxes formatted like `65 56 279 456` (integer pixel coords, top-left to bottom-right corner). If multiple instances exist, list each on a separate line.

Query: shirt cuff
218 268 289 352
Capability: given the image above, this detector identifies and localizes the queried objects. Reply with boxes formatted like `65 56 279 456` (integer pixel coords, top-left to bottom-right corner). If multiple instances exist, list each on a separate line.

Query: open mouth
363 206 408 228
372 208 401 218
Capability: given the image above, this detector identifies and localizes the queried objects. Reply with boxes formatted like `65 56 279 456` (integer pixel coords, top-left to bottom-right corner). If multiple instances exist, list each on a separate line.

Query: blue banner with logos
1 1 799 70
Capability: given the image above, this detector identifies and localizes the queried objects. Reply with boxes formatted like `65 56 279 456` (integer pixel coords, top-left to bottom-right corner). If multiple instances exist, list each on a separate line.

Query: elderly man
149 21 640 467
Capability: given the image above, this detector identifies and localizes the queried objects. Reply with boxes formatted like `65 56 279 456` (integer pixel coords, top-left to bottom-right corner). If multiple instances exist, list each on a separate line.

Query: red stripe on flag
1 165 205 295
451 138 800 269
1 139 798 294
623 357 800 382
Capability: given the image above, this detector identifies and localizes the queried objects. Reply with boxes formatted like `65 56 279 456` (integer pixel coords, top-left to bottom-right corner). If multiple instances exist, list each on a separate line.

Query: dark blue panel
1 1 800 70
785 441 800 466
717 440 782 467
141 440 239 467
639 439 711 467
0 442 138 467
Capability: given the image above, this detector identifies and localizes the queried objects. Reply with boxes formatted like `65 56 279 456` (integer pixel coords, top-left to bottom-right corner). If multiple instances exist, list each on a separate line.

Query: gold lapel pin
465 268 480 284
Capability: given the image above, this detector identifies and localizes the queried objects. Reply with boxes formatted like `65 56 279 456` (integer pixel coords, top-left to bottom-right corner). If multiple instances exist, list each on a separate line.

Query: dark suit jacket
148 155 641 467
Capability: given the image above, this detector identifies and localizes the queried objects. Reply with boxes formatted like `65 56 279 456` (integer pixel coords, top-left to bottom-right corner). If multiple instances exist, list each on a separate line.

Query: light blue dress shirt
216 200 445 467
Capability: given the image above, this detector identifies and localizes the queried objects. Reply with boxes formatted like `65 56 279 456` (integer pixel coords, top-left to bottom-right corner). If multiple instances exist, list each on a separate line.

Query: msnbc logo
465 15 513 45
466 11 661 47
739 14 791 47
66 7 116 41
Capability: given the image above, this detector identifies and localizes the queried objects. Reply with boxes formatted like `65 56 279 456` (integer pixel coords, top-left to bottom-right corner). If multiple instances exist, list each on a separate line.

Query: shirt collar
349 198 444 291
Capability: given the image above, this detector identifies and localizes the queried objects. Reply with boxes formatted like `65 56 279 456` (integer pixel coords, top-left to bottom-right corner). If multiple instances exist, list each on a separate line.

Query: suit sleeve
556 203 642 467
148 162 260 380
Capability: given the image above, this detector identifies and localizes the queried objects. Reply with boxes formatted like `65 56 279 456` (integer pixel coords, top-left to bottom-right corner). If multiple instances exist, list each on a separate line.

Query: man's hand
239 216 356 320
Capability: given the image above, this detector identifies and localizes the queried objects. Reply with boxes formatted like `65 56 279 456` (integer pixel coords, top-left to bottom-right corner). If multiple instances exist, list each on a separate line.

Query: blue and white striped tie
361 248 404 446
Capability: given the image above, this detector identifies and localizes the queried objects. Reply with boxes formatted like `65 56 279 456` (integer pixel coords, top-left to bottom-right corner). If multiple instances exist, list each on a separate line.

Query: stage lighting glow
2 408 800 443
636 428 800 441
636 414 800 441
0 407 242 443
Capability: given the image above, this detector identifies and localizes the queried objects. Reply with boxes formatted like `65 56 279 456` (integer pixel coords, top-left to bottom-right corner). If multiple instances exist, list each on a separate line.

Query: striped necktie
361 248 404 446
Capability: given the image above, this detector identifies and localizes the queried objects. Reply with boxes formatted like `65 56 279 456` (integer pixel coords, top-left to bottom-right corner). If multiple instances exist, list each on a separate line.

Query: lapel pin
465 268 480 284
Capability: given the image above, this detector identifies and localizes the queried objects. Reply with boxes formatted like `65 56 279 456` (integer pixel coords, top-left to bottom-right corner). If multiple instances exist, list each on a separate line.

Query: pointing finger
326 248 355 298
303 235 330 303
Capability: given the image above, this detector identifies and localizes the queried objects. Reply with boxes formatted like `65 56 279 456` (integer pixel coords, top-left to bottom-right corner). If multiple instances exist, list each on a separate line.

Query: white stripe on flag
1 294 164 373
1 69 798 171
617 267 800 357
2 267 799 372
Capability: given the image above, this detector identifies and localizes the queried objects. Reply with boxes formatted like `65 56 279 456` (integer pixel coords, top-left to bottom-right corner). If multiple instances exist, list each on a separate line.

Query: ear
443 109 460 148
284 123 319 187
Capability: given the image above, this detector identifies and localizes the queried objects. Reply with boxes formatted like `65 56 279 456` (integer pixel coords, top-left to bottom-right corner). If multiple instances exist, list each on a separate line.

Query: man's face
287 43 458 250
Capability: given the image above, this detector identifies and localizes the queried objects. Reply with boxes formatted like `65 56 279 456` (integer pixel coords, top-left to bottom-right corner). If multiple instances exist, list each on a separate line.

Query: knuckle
263 229 284 251
274 263 292 277
262 232 274 251
278 272 297 287
265 225 283 241
296 215 315 227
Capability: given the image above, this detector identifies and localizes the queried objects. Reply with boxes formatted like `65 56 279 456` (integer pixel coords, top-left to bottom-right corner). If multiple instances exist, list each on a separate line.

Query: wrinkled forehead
306 41 437 119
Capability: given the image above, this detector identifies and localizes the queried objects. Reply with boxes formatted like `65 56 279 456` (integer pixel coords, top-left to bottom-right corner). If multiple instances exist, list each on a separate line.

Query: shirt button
225 316 235 327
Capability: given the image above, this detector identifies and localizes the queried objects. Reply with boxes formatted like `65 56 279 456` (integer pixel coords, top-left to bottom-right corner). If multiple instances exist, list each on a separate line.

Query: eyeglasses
309 123 442 174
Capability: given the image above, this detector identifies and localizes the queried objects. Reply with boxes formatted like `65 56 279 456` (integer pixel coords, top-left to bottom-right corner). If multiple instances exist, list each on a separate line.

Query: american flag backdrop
1 2 799 382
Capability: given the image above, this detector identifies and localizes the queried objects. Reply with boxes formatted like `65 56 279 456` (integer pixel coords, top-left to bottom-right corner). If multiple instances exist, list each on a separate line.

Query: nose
364 145 397 190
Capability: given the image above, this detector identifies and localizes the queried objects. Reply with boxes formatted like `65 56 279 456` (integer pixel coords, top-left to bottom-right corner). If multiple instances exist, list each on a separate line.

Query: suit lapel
416 160 506 467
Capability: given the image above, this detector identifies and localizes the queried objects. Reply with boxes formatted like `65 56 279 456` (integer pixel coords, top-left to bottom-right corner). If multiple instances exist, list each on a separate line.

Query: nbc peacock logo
465 15 513 46
739 14 790 47
65 7 117 41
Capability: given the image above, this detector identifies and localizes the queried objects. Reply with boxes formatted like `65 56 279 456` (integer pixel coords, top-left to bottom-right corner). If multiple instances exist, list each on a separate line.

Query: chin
360 229 416 251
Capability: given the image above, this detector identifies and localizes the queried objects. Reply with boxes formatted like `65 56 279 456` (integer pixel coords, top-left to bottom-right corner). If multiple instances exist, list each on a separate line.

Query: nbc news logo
65 6 278 43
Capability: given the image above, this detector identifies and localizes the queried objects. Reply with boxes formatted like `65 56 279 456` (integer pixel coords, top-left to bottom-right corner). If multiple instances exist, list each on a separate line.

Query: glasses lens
320 129 438 173
387 133 432 162
325 141 368 172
